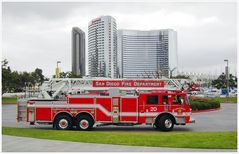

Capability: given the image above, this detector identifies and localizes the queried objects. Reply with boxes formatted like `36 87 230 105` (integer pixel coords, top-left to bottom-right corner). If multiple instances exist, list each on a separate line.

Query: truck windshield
172 95 183 105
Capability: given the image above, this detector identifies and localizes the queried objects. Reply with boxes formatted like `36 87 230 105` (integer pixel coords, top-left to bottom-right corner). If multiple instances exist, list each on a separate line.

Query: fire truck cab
17 79 195 131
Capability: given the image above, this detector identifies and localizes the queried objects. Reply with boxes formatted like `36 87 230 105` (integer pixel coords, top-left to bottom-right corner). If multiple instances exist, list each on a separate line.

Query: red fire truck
17 79 195 131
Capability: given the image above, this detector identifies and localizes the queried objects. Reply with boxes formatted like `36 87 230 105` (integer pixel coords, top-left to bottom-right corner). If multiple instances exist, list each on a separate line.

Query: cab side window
147 96 158 104
172 95 182 104
162 96 168 104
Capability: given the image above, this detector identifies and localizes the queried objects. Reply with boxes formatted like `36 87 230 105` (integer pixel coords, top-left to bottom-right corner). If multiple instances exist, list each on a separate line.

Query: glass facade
72 27 85 76
117 29 177 78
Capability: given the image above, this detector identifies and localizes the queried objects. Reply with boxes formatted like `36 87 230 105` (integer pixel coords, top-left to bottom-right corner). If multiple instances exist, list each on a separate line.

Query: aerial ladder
37 78 184 99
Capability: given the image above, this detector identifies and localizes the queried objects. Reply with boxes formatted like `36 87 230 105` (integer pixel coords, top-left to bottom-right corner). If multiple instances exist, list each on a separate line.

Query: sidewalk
2 135 236 152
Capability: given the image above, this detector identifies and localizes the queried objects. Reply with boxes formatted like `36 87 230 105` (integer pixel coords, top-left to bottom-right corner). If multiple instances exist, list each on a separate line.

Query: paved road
2 104 237 152
2 135 236 152
2 104 237 132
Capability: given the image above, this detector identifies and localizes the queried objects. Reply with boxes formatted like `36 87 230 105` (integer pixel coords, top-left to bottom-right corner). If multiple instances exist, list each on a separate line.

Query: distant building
117 29 178 78
72 27 85 76
88 16 117 78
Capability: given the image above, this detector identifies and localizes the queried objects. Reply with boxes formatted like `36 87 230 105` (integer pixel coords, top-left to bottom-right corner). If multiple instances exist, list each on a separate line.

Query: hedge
189 97 220 111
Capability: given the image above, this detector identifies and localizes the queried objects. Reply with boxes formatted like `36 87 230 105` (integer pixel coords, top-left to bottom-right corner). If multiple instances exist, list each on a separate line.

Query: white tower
88 16 117 78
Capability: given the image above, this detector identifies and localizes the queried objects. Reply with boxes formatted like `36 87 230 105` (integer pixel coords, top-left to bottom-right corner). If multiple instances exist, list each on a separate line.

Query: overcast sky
2 2 237 78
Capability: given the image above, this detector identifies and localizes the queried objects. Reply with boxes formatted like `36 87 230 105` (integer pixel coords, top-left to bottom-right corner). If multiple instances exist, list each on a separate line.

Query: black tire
76 115 94 131
155 115 174 131
54 114 73 130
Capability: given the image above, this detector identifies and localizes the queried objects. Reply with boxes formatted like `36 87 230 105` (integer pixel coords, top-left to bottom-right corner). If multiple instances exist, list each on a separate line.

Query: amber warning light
92 80 164 88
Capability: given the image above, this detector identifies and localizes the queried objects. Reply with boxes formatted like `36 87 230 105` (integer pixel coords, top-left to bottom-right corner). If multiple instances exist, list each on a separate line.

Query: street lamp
224 59 229 97
57 61 61 68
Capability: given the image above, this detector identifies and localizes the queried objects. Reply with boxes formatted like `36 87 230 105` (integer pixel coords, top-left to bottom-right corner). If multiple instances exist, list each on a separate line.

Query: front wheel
155 115 174 131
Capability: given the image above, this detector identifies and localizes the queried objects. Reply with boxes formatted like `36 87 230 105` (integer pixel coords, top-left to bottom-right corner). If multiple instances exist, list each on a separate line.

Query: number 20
150 107 157 112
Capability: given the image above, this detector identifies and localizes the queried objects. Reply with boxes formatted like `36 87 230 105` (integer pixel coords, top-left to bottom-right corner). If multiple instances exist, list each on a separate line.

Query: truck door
171 95 184 113
138 94 160 124
162 95 168 111
145 95 159 115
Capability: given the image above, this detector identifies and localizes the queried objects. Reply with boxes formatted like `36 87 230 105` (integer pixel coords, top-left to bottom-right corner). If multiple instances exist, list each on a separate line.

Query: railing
17 87 41 99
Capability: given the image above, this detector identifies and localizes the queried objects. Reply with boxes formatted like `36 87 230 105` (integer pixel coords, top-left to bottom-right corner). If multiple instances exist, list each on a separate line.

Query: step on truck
17 78 195 131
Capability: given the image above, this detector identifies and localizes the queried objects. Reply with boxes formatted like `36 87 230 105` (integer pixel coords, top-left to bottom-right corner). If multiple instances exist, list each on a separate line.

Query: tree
20 71 35 86
2 59 12 93
2 59 8 68
212 73 237 89
10 71 21 92
31 68 45 85
138 69 166 79
229 74 237 88
68 72 82 78
2 59 47 93
53 71 82 78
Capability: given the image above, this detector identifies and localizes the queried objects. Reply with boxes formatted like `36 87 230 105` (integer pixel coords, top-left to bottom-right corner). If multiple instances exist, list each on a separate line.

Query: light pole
224 59 229 97
56 61 61 78
57 61 61 68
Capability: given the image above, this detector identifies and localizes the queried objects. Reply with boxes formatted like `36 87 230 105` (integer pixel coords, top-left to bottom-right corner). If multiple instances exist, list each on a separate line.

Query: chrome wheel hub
59 119 68 129
165 119 172 128
79 119 89 129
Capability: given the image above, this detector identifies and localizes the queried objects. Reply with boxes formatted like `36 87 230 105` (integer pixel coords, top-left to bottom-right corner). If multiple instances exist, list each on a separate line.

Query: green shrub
189 97 220 111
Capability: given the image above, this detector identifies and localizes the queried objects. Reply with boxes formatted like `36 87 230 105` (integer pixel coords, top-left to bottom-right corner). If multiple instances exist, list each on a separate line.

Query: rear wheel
76 115 94 131
155 115 174 131
54 114 73 130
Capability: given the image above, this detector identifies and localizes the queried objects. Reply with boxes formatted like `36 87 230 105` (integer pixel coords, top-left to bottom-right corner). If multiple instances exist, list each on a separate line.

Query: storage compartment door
120 97 138 122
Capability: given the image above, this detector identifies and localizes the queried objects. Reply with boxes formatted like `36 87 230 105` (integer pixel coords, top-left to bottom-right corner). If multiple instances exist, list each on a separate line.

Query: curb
192 107 221 113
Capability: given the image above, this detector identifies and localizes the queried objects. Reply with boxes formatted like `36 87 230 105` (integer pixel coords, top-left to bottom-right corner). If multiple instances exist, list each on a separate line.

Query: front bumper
189 118 196 123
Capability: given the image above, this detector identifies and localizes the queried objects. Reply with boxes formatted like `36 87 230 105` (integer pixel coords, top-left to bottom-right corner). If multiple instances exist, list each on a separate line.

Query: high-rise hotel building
72 27 85 76
117 29 178 78
88 16 117 78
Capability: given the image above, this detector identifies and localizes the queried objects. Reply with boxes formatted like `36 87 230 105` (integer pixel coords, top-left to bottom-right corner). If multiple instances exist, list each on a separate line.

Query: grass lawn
2 127 237 149
2 97 17 104
208 97 237 103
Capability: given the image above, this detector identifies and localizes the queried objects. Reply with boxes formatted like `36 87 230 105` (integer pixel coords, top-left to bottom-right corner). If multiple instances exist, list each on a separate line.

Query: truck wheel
76 115 94 131
54 114 73 130
155 115 174 131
